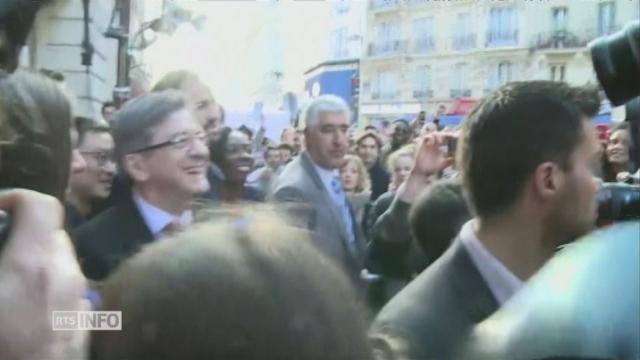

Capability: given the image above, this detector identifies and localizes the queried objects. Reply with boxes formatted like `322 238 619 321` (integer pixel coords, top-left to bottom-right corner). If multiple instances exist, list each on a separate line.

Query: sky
145 0 333 110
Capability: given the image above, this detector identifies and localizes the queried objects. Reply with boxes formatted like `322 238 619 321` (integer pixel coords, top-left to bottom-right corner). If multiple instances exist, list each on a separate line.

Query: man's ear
122 154 150 183
532 162 564 199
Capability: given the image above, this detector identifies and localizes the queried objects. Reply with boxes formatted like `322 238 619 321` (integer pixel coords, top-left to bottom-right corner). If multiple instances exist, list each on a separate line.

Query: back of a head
151 70 199 92
0 69 72 200
456 81 600 219
409 179 472 266
92 209 372 360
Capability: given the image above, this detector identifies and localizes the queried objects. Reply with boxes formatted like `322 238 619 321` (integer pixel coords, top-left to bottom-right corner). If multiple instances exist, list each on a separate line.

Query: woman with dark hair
209 127 265 202
0 69 85 200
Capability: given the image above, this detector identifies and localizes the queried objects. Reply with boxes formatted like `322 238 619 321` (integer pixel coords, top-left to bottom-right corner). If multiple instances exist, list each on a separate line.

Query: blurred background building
358 0 640 127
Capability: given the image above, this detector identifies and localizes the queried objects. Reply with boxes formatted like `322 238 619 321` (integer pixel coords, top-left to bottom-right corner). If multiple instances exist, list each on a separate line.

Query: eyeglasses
131 131 207 154
80 151 115 167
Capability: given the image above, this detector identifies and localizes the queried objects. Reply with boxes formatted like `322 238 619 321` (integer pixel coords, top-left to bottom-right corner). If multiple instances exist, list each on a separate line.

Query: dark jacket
369 161 390 202
370 240 499 360
74 194 154 281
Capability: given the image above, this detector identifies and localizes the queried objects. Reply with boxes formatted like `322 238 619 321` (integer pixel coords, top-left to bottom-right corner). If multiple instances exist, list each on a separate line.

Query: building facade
359 0 640 126
18 0 159 118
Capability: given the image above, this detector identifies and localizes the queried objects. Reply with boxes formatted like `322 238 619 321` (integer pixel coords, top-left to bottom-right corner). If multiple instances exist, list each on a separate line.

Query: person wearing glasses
75 90 210 281
66 117 116 228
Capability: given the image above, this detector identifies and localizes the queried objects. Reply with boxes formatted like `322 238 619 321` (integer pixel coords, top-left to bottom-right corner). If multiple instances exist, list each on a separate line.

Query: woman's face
393 155 413 185
224 131 254 183
606 129 631 166
340 161 360 192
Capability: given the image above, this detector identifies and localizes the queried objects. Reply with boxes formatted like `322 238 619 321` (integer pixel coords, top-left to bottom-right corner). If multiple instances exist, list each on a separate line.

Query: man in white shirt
272 95 366 288
75 90 210 280
370 81 603 359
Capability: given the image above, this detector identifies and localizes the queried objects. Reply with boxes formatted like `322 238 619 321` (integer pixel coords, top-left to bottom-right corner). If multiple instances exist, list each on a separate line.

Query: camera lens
589 22 640 106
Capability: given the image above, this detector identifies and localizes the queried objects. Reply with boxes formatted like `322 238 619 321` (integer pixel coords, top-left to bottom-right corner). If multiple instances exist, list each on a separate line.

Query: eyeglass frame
129 131 207 154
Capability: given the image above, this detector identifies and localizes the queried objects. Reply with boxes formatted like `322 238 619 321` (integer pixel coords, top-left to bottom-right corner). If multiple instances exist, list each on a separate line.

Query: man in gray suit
370 81 603 359
272 95 366 287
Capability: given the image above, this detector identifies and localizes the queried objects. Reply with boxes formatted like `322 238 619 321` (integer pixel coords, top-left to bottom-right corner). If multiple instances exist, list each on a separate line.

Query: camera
597 183 640 226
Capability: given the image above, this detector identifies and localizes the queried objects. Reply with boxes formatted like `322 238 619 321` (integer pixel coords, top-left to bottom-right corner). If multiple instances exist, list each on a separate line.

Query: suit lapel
448 240 500 324
116 194 155 253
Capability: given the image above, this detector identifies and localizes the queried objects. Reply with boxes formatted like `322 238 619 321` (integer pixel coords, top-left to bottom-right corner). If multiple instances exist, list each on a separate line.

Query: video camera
589 22 640 223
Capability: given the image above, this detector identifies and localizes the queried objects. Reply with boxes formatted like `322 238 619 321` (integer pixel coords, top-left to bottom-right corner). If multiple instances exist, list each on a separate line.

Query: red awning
449 98 480 115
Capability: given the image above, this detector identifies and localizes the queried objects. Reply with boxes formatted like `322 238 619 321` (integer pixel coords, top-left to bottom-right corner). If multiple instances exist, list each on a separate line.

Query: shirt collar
133 193 193 239
459 220 524 305
309 156 340 194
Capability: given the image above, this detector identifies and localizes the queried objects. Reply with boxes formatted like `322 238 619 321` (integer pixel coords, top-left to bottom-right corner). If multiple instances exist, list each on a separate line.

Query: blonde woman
340 154 372 230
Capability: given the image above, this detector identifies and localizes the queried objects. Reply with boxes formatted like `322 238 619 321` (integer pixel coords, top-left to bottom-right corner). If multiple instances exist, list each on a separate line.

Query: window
413 17 435 53
550 64 566 82
335 0 351 14
487 61 513 91
372 71 399 99
330 27 349 59
552 7 568 32
375 21 401 54
450 63 470 98
598 2 616 36
486 7 518 47
413 65 432 98
453 13 474 50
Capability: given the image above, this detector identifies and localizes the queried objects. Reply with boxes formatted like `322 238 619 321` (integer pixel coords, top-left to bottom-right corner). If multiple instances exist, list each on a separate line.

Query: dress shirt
133 193 193 239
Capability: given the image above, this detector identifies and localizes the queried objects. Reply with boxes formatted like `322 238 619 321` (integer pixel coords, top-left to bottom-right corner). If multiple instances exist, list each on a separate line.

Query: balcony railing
450 89 472 98
413 89 434 99
370 0 400 11
452 34 476 51
414 37 435 54
371 91 401 100
485 30 519 47
368 40 407 56
531 30 587 50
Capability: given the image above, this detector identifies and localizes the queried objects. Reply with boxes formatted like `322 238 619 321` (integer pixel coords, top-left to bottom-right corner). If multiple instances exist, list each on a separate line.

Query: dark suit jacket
370 240 498 360
369 161 390 202
272 152 367 285
74 194 154 281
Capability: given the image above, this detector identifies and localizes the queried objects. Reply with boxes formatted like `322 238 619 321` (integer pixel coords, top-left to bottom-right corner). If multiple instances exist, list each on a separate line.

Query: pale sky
146 0 333 110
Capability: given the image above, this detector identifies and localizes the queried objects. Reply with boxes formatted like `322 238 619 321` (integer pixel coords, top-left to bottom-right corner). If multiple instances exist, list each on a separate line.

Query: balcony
531 30 588 50
485 30 519 47
370 0 400 12
371 91 401 100
452 34 476 51
450 89 472 98
413 89 434 99
414 38 435 54
368 40 407 57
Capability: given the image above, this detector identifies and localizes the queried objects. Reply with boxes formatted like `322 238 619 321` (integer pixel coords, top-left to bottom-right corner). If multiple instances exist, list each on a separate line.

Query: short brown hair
92 208 372 360
457 81 600 218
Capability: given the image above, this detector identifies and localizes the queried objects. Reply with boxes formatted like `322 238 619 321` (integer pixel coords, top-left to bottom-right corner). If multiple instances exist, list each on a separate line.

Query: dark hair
0 69 72 200
355 130 383 149
610 121 630 135
111 90 186 161
151 70 199 92
74 116 111 147
278 143 294 153
92 209 372 360
101 101 115 114
409 180 472 266
238 124 253 140
364 125 377 132
457 81 600 218
264 145 280 158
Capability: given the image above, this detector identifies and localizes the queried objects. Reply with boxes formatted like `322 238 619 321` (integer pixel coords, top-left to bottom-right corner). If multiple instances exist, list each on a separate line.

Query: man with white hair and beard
272 95 367 288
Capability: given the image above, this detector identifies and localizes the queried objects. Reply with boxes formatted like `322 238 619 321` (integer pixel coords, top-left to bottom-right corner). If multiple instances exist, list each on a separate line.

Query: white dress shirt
459 220 523 305
133 193 193 239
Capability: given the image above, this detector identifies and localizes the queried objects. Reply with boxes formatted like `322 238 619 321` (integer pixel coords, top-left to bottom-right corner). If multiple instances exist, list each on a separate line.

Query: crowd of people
1 11 640 358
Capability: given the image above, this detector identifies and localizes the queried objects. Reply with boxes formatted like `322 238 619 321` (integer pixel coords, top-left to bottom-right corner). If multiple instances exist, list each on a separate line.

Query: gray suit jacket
370 239 499 360
272 152 367 284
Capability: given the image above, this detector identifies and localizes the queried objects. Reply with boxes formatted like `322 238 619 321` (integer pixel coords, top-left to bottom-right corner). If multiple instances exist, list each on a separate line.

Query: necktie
331 176 356 246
